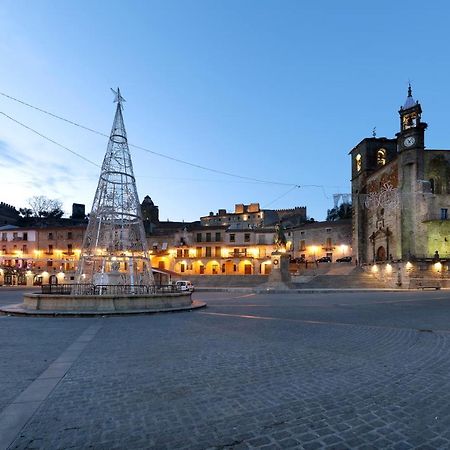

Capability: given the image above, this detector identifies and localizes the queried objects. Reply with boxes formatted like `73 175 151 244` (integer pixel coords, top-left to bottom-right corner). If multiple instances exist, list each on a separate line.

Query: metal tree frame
75 88 154 289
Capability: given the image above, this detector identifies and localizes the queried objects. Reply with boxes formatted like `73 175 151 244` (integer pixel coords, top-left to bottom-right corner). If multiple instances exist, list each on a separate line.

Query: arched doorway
376 246 386 261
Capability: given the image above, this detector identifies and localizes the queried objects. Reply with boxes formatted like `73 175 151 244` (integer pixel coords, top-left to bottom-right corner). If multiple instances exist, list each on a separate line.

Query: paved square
1 288 450 449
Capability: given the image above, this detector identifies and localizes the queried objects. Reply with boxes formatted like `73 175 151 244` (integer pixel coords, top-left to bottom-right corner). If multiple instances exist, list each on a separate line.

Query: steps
295 269 386 289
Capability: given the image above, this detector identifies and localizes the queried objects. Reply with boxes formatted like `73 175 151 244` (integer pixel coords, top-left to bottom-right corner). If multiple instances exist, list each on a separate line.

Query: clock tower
396 84 427 260
396 84 427 152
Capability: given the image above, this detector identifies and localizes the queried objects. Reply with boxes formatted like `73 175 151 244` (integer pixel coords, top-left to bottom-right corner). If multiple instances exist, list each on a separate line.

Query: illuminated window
377 149 386 166
356 154 362 172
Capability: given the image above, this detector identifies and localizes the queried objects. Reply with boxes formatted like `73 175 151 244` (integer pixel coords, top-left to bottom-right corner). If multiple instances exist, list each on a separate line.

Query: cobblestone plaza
1 288 450 449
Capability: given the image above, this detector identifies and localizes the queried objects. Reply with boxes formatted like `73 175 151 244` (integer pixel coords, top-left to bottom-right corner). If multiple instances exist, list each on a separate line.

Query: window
48 245 53 255
47 260 53 267
180 263 185 273
48 232 53 240
23 232 28 241
196 233 202 242
22 245 27 254
205 247 212 257
177 249 183 258
230 234 235 242
67 244 73 254
1 233 6 241
355 154 362 172
206 232 211 242
441 208 448 220
377 149 387 166
430 179 435 194
300 240 306 251
215 232 221 242
67 232 73 240
326 238 332 249
326 228 331 233
183 249 189 257
199 265 205 274
13 232 18 240
244 233 250 242
196 247 202 258
215 246 221 257
300 231 305 236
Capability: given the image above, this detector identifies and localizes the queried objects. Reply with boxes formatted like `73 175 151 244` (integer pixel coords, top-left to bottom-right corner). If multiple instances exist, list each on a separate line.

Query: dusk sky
1 0 450 222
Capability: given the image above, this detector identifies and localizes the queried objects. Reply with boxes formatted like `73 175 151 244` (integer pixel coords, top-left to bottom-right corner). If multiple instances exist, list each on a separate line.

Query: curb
0 300 207 318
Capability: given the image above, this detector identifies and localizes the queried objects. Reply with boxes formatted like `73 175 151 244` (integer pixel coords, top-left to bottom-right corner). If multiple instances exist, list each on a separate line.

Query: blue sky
1 0 449 221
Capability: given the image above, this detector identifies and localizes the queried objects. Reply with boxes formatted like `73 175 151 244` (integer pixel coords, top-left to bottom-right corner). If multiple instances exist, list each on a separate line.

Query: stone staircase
295 267 386 289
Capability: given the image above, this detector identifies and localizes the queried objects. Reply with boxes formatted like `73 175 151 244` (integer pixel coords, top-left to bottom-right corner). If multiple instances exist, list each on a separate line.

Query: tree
326 202 352 221
18 208 33 218
27 196 64 218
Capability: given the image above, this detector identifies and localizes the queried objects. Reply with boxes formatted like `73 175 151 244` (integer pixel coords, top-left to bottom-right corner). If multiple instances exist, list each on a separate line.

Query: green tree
326 203 352 221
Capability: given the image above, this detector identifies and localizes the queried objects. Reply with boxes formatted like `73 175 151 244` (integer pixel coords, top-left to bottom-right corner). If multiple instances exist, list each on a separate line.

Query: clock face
404 136 416 147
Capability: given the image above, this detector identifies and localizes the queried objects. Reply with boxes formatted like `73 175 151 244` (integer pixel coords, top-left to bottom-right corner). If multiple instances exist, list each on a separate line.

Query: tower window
355 154 362 172
441 209 448 220
377 149 386 166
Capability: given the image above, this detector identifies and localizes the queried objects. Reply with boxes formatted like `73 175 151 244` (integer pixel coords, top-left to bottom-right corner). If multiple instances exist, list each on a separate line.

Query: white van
175 280 194 292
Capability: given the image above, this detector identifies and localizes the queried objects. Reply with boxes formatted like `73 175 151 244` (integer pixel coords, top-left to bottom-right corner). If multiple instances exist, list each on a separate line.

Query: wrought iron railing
41 283 181 295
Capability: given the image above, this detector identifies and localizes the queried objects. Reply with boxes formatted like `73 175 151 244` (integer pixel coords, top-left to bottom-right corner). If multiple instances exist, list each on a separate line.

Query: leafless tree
27 196 64 218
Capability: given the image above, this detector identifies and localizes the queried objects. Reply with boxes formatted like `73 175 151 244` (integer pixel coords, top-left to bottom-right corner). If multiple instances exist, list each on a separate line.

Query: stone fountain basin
22 291 194 312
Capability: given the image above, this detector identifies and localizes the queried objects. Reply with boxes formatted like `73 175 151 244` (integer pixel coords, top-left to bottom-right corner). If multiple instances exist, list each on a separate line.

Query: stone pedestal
25 272 34 287
268 252 291 284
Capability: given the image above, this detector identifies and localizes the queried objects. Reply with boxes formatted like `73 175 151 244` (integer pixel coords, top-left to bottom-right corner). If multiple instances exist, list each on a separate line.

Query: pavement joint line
0 320 103 450
198 311 450 333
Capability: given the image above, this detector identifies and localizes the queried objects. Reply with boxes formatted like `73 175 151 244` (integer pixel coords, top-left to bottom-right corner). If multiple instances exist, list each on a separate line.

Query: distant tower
76 88 154 287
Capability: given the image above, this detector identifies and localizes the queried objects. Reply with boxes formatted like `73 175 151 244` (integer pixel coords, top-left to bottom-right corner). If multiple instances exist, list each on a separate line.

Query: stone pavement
1 288 450 449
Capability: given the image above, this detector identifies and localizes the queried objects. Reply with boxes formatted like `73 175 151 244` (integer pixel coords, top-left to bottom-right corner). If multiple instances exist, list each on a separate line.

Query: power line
0 91 296 186
0 112 100 168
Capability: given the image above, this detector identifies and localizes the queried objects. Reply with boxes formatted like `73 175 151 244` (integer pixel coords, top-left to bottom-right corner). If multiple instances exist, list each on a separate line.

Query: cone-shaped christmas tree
75 88 154 289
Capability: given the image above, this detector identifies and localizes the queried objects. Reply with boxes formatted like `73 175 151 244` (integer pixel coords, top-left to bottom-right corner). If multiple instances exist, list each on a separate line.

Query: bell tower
396 84 427 152
396 84 427 260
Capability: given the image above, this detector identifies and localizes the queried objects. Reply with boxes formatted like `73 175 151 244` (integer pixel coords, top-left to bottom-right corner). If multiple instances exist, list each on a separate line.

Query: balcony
228 251 250 258
149 249 169 256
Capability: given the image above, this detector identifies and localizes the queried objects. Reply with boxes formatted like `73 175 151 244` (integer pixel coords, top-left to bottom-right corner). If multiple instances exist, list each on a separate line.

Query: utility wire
263 185 300 208
0 112 100 168
0 91 296 187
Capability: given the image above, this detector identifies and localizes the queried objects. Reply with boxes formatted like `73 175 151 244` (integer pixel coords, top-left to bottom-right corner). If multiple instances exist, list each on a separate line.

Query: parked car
175 280 194 292
316 256 332 263
336 256 352 263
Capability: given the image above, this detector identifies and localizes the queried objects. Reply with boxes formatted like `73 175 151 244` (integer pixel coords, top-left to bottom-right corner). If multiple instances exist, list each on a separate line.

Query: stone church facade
351 86 450 266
